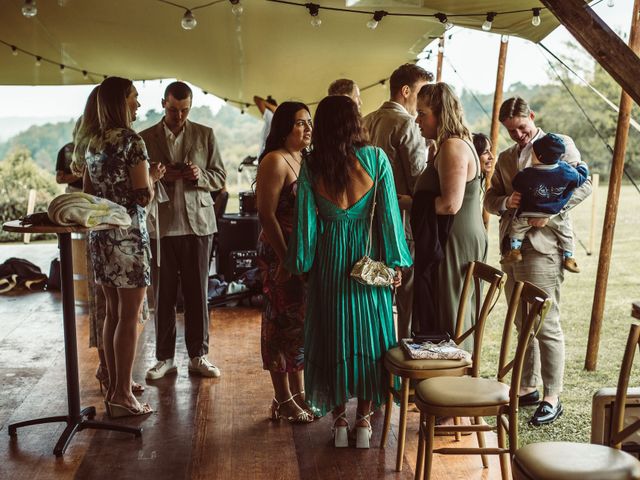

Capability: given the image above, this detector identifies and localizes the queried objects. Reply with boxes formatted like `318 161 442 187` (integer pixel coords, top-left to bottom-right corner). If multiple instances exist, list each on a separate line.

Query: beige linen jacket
140 119 226 237
484 133 592 255
363 101 427 198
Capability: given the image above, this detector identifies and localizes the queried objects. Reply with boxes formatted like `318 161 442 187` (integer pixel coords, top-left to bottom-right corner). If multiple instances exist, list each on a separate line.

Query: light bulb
59 65 65 74
607 0 615 6
532 8 541 26
35 56 42 66
11 46 18 56
311 16 321 27
367 19 378 29
482 20 492 31
22 0 37 17
231 3 243 16
181 10 197 30
82 70 88 79
445 21 453 30
380 81 386 89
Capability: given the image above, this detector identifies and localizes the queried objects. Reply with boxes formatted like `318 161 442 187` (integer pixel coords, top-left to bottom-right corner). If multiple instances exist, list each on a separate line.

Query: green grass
480 184 640 445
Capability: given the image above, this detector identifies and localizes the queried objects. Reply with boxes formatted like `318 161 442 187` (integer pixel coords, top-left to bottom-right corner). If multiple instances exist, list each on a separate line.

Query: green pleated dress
285 145 413 416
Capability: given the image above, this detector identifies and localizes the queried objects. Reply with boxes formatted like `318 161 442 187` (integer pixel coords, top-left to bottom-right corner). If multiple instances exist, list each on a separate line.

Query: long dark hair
472 132 491 191
259 101 309 162
308 95 368 198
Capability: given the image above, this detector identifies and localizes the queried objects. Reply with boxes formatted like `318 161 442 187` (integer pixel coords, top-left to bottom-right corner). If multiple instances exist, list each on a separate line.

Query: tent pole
483 35 509 228
585 0 640 371
436 37 444 82
540 0 640 107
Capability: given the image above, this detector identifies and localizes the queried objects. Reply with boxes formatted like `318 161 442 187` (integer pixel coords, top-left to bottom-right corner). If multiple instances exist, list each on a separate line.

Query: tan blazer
140 120 226 237
484 133 592 255
363 101 427 198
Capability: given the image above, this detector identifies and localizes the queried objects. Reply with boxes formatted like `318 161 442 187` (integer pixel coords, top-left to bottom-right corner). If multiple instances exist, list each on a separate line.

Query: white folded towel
47 192 131 227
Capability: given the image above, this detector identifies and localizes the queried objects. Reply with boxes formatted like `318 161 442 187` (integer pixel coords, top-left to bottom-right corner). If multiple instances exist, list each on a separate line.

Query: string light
367 10 387 30
22 0 37 18
181 10 197 30
531 8 541 27
203 90 208 95
82 70 88 79
230 0 243 17
434 13 453 31
59 64 65 74
482 12 496 31
11 46 18 56
35 56 41 66
306 3 321 27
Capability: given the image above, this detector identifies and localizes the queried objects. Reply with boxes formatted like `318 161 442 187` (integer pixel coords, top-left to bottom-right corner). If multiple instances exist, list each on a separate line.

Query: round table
3 219 142 457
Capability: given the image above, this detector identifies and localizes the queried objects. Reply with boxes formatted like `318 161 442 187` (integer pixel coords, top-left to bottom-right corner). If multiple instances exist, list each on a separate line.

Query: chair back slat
610 323 640 448
498 281 552 409
452 261 506 376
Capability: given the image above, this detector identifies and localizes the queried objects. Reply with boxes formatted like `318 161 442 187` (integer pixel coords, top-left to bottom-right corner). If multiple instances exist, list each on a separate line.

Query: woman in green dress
285 95 412 448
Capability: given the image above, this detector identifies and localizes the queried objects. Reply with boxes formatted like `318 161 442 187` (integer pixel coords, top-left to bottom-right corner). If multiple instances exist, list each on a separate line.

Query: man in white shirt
363 63 432 339
140 82 226 380
254 95 278 158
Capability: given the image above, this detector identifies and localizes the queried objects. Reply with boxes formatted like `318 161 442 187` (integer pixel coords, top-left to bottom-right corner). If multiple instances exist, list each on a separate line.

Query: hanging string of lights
17 0 614 31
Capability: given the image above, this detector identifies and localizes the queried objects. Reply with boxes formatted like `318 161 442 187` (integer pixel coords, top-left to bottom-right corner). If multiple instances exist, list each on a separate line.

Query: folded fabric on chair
47 192 131 227
400 338 471 361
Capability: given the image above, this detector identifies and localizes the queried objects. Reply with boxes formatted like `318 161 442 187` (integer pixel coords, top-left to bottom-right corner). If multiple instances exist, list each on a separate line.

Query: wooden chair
380 261 506 471
511 323 640 480
413 281 552 480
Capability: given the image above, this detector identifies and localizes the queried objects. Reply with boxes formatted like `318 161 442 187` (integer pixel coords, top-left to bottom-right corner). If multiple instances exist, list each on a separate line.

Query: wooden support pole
588 173 600 255
483 35 509 228
585 0 640 371
436 37 444 82
540 0 640 107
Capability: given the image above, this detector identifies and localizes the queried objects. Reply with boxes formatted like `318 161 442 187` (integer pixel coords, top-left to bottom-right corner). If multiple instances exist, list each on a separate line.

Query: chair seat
385 346 472 372
415 376 510 407
513 442 640 480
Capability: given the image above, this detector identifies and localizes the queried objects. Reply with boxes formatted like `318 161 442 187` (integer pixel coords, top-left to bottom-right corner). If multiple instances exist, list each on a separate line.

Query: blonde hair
417 82 470 146
499 97 531 122
96 76 133 132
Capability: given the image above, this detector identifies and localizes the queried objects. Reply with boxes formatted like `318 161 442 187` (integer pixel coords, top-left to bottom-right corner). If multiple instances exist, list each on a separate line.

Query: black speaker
217 214 261 280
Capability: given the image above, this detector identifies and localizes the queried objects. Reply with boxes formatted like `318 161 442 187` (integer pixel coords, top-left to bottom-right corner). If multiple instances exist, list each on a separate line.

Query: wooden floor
0 243 504 480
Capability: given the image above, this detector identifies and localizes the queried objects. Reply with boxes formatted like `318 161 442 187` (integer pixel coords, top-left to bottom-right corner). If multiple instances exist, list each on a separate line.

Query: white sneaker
145 359 177 380
188 356 221 378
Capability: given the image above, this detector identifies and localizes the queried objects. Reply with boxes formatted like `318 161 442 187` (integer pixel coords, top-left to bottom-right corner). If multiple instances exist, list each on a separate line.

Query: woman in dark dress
256 102 313 423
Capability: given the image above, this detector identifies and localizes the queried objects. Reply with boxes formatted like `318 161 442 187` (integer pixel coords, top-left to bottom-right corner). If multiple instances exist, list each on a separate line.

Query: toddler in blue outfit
502 133 589 272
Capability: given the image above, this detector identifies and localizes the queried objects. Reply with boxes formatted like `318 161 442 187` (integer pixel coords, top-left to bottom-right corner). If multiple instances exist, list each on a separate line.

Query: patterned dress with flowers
257 179 305 373
85 128 152 288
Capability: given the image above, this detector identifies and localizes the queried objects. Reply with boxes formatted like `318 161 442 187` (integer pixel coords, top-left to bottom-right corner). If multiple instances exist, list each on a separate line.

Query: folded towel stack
48 192 132 227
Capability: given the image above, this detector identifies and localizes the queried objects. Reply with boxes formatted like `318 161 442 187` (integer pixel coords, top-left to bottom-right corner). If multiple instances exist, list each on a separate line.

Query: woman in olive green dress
406 82 488 344
285 95 412 448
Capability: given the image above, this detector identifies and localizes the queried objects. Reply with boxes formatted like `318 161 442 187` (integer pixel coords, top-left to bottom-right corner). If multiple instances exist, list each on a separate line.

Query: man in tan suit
363 63 432 339
485 97 591 426
140 81 226 380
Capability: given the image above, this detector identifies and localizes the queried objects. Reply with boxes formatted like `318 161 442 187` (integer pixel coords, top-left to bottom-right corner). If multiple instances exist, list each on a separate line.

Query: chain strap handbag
350 150 396 287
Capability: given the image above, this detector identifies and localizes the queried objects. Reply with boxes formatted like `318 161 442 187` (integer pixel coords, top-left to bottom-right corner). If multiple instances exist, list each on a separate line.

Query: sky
0 0 633 139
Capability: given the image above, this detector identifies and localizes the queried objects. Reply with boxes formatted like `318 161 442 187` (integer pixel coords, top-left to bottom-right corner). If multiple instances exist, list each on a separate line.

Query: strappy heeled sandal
107 401 153 418
270 396 314 424
95 365 109 395
292 390 320 419
332 411 350 448
355 412 373 449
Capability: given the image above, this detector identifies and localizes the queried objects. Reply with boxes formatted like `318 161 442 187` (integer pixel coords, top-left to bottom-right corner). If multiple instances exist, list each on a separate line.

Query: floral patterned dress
85 128 151 288
257 180 305 373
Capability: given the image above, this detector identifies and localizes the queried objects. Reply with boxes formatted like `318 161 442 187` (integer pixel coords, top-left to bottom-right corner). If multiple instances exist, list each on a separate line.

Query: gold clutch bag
350 255 396 287
349 149 395 288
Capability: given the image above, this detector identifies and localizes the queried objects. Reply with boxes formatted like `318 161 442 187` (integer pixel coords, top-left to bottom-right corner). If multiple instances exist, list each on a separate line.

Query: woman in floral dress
256 102 313 423
84 76 161 417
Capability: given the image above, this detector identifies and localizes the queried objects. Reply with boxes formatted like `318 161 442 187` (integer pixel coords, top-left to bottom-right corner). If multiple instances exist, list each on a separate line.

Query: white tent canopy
1 0 559 112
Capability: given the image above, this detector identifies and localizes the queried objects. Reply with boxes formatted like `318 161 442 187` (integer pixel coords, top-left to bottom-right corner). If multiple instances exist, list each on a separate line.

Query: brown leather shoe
563 257 580 273
500 249 523 265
